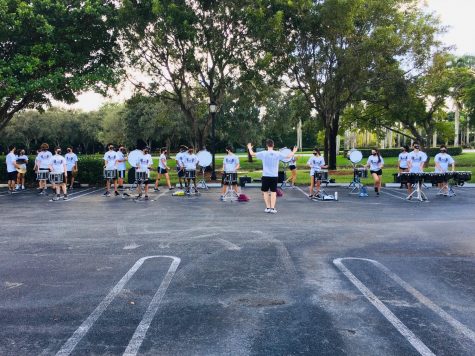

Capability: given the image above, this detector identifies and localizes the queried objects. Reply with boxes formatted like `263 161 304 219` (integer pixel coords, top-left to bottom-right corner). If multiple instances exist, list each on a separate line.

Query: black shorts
158 168 168 174
177 168 185 178
399 166 409 171
370 169 383 176
289 165 296 171
7 171 17 181
117 170 126 179
261 176 278 192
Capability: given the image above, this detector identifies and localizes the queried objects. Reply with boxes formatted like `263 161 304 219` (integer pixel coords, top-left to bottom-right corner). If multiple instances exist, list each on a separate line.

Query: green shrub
0 155 104 185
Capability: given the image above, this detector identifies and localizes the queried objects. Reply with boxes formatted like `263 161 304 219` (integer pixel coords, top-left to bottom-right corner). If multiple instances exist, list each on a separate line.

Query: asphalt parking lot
1 184 475 355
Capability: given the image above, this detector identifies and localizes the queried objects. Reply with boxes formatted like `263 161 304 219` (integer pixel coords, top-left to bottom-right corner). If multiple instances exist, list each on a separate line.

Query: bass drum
128 167 136 184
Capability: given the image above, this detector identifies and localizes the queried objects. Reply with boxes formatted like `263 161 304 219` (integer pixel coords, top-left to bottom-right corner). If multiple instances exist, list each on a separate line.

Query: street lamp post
209 101 217 180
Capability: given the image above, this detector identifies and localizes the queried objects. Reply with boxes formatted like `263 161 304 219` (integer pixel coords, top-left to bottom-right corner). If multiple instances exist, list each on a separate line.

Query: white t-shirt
51 154 66 174
434 153 454 172
116 151 126 171
36 151 52 169
367 155 384 171
65 152 78 171
307 156 325 176
103 150 118 170
159 153 167 169
289 156 297 166
183 153 199 170
408 151 428 173
17 155 28 165
398 152 409 169
137 153 153 175
6 152 17 173
223 154 240 172
175 151 185 168
256 150 287 178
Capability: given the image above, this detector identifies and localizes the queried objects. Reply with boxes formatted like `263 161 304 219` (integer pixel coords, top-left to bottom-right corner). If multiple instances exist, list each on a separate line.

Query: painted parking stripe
123 257 181 356
63 188 100 201
333 258 435 356
342 258 475 344
56 255 180 356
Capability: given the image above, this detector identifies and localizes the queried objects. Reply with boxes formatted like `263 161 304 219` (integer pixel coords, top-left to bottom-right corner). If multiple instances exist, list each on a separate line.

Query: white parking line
345 258 475 344
56 255 180 356
63 188 100 202
124 257 181 356
333 258 435 356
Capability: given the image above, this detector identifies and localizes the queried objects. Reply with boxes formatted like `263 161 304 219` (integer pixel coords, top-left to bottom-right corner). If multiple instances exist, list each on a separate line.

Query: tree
120 0 262 149
249 0 441 168
0 0 121 131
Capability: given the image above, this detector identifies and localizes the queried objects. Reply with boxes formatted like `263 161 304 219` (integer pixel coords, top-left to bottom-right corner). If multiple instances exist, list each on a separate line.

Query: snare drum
37 170 49 181
103 169 117 180
224 172 238 185
135 170 148 182
185 170 196 179
49 172 64 184
314 169 329 181
354 168 368 178
454 171 472 183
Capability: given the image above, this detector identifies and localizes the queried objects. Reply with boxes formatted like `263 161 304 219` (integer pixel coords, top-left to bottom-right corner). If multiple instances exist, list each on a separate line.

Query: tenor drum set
196 150 212 191
347 149 368 196
279 147 293 189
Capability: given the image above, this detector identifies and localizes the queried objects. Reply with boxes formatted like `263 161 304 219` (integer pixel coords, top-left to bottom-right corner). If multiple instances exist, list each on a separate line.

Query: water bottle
335 191 338 201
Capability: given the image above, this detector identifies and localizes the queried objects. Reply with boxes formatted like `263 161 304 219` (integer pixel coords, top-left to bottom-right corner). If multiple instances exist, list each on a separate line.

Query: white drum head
128 149 142 166
197 150 212 167
349 150 363 164
279 148 292 163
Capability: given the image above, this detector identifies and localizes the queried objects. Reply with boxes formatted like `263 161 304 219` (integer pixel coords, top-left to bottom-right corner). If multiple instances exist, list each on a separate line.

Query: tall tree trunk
454 102 460 147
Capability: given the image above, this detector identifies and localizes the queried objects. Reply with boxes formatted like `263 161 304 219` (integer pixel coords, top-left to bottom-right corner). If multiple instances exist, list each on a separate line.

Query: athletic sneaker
169 187 174 190
154 188 160 192
104 191 111 197
144 195 149 200
269 208 277 214
308 194 314 199
63 195 68 200
123 192 130 197
265 208 271 213
114 191 120 196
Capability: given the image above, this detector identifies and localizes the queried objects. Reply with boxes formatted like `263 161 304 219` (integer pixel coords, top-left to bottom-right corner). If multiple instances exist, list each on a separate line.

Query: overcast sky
61 0 475 112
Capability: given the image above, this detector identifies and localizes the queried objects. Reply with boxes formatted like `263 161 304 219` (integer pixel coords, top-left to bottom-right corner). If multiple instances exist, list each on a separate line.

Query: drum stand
280 163 292 189
348 165 365 195
407 180 429 201
222 177 239 202
437 181 456 197
198 167 209 190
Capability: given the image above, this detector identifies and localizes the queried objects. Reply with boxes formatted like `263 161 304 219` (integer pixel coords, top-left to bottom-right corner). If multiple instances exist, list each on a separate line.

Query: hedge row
347 147 463 158
0 156 104 185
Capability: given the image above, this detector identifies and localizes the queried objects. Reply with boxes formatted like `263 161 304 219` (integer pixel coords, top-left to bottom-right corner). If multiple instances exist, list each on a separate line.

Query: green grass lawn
144 152 475 185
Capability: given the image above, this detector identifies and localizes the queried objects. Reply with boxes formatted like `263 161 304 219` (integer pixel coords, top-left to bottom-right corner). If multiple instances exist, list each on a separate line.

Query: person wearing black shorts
365 148 384 196
248 140 297 213
285 155 299 187
175 145 187 190
6 145 19 194
155 147 174 191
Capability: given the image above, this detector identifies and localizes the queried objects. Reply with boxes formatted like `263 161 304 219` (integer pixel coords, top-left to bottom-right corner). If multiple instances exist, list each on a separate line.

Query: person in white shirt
407 143 428 196
306 148 327 198
65 146 78 189
183 146 199 194
103 144 119 197
284 154 299 187
247 140 297 213
116 145 127 191
16 149 28 190
434 145 455 194
398 145 410 188
220 145 240 198
49 147 68 200
365 148 384 196
136 147 153 200
154 147 174 191
175 145 187 190
6 145 20 194
36 143 53 195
